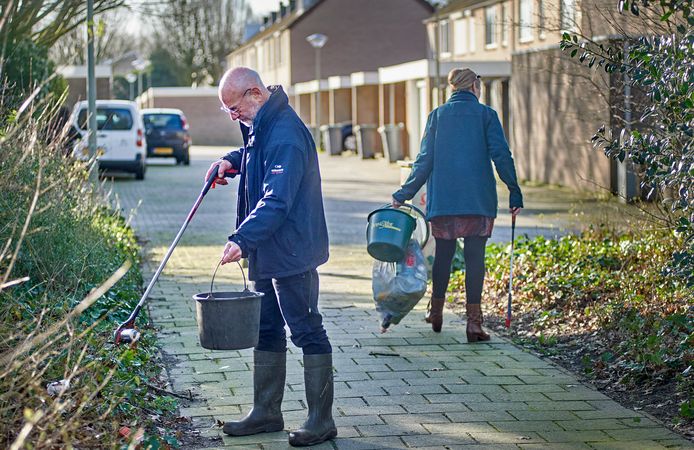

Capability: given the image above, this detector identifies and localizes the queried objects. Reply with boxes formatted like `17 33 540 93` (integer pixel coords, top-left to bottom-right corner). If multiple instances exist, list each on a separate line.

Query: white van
70 100 147 179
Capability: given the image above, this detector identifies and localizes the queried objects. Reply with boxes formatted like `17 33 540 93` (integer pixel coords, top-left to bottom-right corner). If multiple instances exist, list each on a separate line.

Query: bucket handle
379 203 430 247
209 260 249 297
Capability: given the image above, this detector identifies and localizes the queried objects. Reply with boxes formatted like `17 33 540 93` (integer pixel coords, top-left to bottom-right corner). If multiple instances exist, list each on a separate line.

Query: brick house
508 0 649 194
226 0 434 156
379 0 516 157
139 87 243 146
423 0 644 194
58 65 112 110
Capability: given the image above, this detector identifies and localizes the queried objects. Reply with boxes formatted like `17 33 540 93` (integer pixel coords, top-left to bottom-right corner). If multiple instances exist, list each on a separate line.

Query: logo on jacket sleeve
270 164 284 175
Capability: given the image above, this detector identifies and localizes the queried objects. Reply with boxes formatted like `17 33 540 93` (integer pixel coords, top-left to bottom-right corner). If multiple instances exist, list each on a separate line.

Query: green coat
393 90 523 219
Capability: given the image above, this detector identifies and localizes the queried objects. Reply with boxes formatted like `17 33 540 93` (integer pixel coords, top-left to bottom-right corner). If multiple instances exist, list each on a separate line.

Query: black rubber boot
288 354 338 447
223 350 286 436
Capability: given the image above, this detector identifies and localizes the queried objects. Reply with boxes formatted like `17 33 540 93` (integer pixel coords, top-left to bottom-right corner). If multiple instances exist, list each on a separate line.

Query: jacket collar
253 85 287 134
240 85 288 147
448 90 479 103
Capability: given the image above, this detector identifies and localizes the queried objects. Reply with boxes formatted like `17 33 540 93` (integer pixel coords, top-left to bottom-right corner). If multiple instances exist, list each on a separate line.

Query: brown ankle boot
466 303 490 342
425 297 445 333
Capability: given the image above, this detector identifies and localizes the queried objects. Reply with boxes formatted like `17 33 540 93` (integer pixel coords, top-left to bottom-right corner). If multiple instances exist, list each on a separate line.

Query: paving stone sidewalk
112 147 692 450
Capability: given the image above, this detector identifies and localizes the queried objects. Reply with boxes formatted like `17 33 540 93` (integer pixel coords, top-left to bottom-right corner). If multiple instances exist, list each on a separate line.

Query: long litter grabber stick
505 214 516 328
114 164 236 344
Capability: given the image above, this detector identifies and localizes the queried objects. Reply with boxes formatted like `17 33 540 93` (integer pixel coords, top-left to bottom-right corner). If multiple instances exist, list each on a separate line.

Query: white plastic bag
372 240 428 330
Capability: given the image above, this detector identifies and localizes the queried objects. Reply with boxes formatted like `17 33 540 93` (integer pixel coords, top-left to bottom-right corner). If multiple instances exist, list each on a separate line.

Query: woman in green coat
392 68 523 340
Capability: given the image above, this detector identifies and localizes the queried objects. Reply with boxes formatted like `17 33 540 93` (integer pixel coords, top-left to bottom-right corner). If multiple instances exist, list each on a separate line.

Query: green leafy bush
0 98 177 447
560 2 693 285
0 39 67 125
450 226 693 424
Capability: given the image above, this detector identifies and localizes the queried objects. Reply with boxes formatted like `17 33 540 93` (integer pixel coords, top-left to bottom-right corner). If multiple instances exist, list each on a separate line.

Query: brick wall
146 95 243 147
64 78 111 109
290 0 432 84
511 48 612 191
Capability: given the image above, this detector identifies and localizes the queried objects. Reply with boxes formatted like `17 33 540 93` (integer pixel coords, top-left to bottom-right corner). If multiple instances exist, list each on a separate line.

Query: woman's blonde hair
448 68 480 92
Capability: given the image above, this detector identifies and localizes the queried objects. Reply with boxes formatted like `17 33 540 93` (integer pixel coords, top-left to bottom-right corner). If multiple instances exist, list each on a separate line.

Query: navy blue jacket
223 86 329 280
393 90 523 219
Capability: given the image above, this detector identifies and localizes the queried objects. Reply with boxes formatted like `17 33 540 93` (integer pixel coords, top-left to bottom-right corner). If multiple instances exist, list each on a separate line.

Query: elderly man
206 67 336 447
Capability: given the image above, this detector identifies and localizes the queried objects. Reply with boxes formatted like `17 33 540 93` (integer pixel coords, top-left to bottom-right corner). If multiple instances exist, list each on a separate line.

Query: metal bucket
193 261 263 350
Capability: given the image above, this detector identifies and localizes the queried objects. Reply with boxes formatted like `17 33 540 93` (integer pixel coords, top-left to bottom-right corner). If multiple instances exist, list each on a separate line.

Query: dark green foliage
112 75 130 100
0 1 182 446
560 2 694 286
0 1 124 48
0 101 177 448
451 227 693 423
149 45 186 87
0 39 67 123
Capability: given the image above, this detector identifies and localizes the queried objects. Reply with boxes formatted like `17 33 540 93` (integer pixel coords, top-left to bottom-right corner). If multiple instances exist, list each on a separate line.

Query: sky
125 1 283 34
248 0 283 17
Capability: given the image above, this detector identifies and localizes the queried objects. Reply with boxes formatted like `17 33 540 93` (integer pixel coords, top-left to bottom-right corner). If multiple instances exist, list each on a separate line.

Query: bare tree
141 0 250 86
49 8 139 65
0 0 125 48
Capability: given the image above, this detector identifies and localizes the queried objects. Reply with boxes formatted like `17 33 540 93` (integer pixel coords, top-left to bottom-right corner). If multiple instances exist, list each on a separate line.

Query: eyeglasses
220 88 251 115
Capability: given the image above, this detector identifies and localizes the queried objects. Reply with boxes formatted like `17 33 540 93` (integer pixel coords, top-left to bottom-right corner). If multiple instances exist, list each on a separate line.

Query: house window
561 0 577 31
268 41 272 69
440 20 450 53
469 14 476 52
538 0 546 33
454 18 467 54
519 0 533 42
277 36 282 65
485 6 497 47
501 4 509 45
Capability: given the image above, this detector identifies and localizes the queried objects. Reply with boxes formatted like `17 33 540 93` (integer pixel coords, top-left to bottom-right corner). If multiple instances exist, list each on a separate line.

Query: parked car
141 108 191 165
70 100 147 179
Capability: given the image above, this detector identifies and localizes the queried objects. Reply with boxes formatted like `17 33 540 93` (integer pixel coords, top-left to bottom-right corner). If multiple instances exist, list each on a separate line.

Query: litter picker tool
505 214 516 328
114 164 237 344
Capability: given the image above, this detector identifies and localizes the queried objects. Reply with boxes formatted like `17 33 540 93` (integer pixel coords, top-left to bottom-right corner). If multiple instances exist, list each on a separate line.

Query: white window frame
454 18 468 54
468 12 476 53
519 0 534 43
440 19 450 55
485 6 498 48
538 0 547 39
274 32 283 66
561 0 578 32
501 3 509 46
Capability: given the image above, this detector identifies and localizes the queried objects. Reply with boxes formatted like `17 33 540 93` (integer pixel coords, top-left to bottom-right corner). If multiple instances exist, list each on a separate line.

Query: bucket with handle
193 261 263 350
366 203 427 262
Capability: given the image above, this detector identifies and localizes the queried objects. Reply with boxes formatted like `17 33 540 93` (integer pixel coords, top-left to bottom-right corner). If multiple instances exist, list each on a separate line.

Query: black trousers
432 237 487 304
253 269 332 355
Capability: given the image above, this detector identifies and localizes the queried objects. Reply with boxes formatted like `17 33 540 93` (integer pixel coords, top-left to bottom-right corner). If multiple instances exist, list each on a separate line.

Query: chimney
263 15 269 25
271 11 278 22
289 0 296 12
280 2 287 17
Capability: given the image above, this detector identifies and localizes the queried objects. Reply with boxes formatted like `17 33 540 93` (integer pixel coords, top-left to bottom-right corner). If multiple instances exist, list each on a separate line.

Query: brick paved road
111 147 691 449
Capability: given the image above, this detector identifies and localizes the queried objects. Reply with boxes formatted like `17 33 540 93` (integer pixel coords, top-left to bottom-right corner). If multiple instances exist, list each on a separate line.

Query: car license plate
153 147 174 155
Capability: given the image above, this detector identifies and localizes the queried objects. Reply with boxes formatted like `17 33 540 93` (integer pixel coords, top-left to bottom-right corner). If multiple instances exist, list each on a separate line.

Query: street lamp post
432 1 443 106
306 33 327 146
86 0 97 183
132 58 149 104
125 73 137 101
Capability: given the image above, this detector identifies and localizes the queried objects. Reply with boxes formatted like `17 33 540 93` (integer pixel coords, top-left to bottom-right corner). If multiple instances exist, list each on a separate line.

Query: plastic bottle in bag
372 240 428 330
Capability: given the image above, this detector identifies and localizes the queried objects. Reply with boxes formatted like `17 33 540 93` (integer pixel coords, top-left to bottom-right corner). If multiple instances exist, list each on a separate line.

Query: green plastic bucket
367 205 418 262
